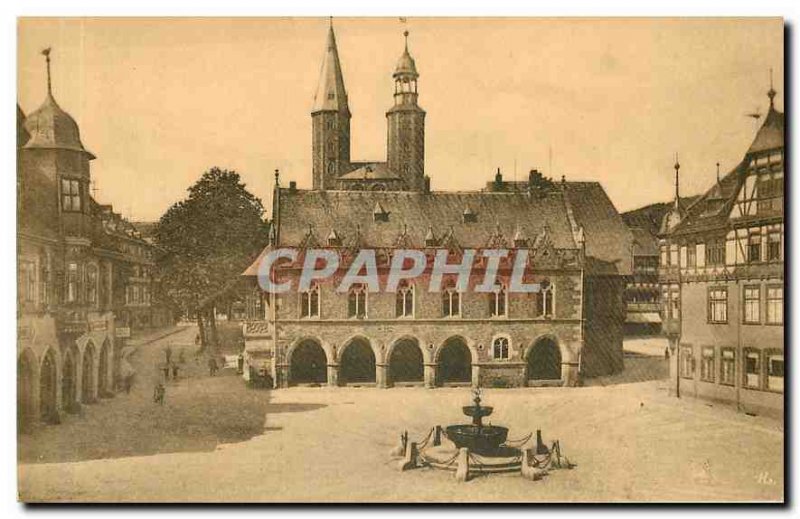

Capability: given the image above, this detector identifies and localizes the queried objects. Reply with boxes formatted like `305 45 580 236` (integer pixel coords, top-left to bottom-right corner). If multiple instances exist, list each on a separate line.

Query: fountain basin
445 424 509 455
462 405 493 420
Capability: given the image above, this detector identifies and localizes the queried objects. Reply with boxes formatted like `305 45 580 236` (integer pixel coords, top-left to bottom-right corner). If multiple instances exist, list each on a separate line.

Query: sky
17 17 784 222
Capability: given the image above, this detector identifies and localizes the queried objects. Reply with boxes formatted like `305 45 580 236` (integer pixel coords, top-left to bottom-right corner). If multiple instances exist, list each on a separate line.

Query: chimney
289 180 297 193
493 167 504 191
528 169 537 191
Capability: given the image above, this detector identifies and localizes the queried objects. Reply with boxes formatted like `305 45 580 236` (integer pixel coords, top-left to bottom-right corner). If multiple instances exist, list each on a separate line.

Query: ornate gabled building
659 82 784 417
240 23 633 389
17 50 160 428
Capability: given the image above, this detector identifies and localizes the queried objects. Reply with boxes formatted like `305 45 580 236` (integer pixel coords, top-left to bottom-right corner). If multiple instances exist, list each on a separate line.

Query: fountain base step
421 445 522 474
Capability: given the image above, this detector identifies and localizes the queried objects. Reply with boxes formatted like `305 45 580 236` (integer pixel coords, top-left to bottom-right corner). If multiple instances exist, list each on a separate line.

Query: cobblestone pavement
18 343 783 502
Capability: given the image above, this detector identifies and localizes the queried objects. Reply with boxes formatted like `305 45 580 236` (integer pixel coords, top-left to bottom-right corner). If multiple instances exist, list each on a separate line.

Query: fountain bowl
462 405 493 420
445 424 509 455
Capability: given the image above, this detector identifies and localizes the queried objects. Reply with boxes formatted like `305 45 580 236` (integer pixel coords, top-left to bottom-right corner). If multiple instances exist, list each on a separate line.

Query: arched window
489 284 507 317
442 281 460 318
348 284 367 319
396 282 414 318
492 337 510 360
300 283 320 318
326 161 336 175
536 279 554 318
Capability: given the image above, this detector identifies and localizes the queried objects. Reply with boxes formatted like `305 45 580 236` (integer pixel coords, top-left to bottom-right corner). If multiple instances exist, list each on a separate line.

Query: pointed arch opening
62 348 79 413
339 338 376 385
289 339 327 386
82 342 96 403
437 337 472 385
527 336 562 382
98 339 111 396
388 338 423 385
40 349 58 424
18 350 37 431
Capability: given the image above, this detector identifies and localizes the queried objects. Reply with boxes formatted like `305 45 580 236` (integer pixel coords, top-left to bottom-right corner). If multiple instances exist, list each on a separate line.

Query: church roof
22 93 95 159
311 24 350 114
394 45 419 79
338 162 399 180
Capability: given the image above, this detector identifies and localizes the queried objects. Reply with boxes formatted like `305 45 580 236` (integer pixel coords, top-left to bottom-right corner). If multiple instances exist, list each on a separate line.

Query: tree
154 168 269 351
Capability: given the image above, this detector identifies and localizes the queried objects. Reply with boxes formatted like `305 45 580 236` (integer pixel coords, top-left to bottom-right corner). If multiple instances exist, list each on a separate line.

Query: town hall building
241 23 634 389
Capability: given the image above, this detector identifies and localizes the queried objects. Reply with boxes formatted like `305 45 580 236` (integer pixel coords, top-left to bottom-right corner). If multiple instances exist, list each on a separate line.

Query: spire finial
673 153 680 204
767 68 776 108
274 168 280 187
41 47 52 96
329 16 333 29
716 162 720 183
404 30 409 51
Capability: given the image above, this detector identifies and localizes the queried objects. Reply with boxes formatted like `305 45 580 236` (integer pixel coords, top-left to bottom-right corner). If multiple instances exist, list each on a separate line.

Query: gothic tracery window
442 281 460 318
396 281 414 318
300 283 320 318
348 283 367 319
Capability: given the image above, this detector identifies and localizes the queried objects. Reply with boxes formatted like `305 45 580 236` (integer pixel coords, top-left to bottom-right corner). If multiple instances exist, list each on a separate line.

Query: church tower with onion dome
386 31 426 191
311 20 352 190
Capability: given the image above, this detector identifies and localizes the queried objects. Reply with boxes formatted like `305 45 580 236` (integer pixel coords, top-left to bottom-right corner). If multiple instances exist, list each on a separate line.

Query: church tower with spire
311 21 351 190
386 31 426 191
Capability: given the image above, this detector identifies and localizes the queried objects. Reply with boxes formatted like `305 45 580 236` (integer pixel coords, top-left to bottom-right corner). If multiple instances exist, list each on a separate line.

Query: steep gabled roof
621 196 701 237
669 102 785 238
748 106 784 155
562 182 634 275
244 180 633 277
274 189 578 252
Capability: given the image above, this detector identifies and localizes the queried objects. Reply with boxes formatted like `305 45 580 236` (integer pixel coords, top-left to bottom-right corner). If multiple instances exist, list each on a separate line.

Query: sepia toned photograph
15 16 784 503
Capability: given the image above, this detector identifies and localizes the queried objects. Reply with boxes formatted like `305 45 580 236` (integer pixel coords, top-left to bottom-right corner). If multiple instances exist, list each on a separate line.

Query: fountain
445 388 508 455
391 388 575 482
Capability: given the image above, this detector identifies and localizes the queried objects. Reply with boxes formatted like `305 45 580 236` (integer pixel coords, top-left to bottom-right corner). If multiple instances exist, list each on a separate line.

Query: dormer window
462 207 477 223
327 230 342 247
424 227 437 247
373 202 390 222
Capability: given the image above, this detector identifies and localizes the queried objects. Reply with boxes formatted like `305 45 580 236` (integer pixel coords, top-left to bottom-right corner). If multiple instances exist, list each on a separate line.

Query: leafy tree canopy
154 168 269 318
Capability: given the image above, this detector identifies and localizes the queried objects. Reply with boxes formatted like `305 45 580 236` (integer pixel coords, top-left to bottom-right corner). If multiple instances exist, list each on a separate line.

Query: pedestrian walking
153 383 166 405
124 373 134 394
208 357 218 377
164 344 173 365
162 364 170 381
664 347 670 360
172 363 180 380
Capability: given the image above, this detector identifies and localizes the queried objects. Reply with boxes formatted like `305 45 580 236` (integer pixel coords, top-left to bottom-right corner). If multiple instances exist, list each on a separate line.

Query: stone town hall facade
242 24 634 389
